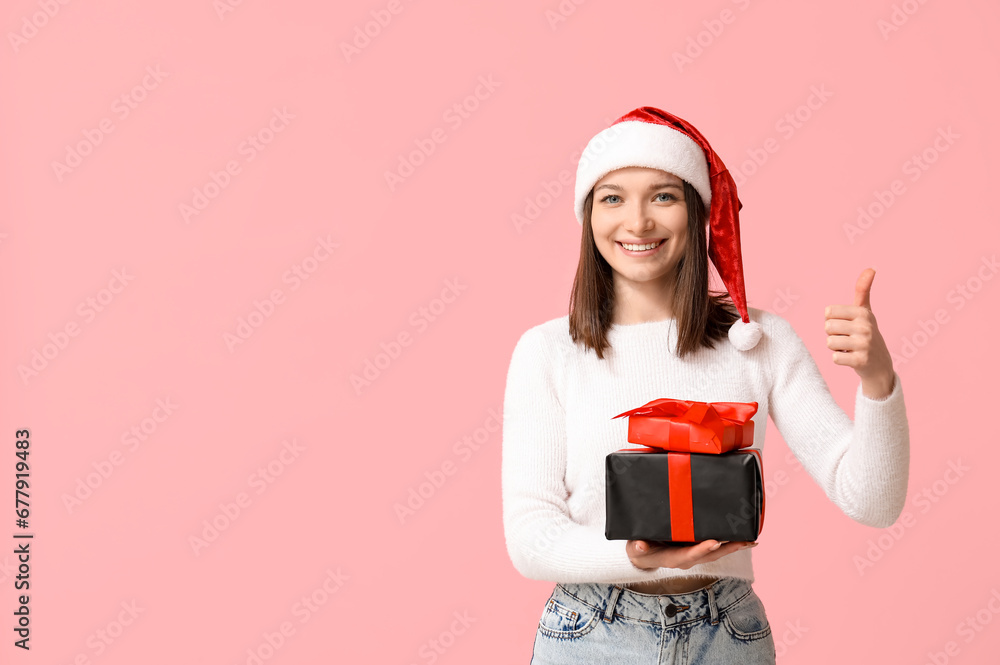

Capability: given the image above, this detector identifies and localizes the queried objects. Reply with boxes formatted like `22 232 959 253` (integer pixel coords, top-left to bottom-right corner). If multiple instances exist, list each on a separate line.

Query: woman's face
590 166 689 289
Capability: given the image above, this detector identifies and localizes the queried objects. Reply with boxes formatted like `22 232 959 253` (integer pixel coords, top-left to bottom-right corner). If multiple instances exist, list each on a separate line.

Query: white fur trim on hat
574 119 712 225
728 318 762 351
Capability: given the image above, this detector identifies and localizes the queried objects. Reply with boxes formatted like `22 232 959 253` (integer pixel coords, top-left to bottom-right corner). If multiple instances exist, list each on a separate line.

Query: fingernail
710 542 721 550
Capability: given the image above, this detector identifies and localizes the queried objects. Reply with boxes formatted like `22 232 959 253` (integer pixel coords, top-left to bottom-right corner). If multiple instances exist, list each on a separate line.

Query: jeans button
664 603 678 617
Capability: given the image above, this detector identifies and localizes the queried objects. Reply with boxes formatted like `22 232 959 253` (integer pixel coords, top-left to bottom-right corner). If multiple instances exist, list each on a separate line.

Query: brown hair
568 179 740 359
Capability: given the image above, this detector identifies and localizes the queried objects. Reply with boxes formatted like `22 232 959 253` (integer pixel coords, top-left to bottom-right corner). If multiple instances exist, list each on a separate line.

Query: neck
612 273 677 325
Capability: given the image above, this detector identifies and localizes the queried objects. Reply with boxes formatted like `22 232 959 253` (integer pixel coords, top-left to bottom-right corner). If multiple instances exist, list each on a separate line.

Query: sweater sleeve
501 327 678 583
764 313 910 528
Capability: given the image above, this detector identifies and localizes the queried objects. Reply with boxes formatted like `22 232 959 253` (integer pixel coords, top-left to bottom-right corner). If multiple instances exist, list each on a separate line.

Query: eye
600 194 621 204
655 192 676 202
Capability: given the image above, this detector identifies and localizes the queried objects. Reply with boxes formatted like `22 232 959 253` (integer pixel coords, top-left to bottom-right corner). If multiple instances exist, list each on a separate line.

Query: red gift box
611 399 758 454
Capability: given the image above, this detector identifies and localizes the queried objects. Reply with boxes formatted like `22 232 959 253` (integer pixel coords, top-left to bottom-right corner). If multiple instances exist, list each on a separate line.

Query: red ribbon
667 452 694 542
746 449 765 537
612 399 758 453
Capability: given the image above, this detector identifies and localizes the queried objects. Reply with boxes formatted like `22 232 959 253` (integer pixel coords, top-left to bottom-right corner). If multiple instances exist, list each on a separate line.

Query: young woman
501 107 910 663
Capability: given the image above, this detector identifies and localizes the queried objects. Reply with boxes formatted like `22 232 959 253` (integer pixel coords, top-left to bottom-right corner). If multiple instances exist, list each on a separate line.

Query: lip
616 238 666 257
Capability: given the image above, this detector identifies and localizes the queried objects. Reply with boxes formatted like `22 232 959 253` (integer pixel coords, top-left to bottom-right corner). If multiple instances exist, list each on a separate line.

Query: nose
623 201 654 233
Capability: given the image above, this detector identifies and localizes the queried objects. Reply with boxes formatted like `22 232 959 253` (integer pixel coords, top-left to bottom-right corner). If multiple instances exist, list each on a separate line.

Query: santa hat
574 106 762 351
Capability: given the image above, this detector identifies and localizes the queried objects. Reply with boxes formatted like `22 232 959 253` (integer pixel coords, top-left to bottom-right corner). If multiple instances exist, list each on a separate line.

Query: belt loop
707 583 720 625
603 585 623 623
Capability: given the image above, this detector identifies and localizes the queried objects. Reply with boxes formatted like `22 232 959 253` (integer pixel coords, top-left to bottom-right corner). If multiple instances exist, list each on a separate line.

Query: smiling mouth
617 239 666 252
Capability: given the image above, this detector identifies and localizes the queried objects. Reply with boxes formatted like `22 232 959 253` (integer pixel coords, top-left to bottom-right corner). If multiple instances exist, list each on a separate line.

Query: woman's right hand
626 539 757 570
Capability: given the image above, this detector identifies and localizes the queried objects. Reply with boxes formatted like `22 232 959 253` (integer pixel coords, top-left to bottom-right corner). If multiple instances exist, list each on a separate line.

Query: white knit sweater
501 307 909 585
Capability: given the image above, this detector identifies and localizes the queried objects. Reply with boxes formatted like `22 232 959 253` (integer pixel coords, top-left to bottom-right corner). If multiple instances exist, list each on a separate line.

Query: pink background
2 0 999 662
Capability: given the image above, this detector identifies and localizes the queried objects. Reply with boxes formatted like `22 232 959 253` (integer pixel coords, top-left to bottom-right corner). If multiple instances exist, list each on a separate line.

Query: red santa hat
574 106 762 351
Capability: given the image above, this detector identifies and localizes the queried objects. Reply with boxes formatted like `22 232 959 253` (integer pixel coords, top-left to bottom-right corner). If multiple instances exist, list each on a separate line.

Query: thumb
854 268 875 309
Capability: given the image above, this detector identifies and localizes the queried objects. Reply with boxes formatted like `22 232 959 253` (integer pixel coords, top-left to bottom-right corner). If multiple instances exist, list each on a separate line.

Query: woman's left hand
824 268 896 400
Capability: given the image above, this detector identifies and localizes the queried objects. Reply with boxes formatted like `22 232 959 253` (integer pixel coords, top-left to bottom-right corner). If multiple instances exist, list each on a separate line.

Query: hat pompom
728 318 762 351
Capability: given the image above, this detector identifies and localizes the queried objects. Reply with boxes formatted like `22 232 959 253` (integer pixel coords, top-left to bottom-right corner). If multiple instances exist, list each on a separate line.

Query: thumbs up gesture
824 268 896 400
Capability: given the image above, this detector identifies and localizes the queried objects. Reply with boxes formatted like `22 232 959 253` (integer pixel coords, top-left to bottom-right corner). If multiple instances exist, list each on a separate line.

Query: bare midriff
624 575 720 595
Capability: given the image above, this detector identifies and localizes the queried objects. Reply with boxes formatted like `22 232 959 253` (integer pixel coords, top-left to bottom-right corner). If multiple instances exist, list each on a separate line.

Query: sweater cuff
853 370 907 447
856 370 903 405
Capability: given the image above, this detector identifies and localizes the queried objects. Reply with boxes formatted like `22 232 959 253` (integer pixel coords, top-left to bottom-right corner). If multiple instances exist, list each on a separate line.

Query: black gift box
605 447 764 544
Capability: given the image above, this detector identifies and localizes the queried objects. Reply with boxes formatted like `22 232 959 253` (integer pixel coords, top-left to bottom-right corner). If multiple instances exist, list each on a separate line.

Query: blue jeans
530 577 776 664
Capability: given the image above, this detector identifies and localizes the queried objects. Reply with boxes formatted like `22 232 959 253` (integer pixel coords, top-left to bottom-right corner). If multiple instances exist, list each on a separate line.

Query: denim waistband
555 576 755 628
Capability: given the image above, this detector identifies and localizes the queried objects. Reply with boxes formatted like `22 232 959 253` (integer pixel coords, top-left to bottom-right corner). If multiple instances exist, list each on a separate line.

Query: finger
692 541 748 564
854 268 875 309
824 318 856 336
827 335 862 352
825 304 866 320
680 542 724 566
635 539 673 554
674 541 720 559
831 350 863 367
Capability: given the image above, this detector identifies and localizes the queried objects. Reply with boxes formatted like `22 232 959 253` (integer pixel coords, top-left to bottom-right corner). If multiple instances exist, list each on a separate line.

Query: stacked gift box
605 399 766 545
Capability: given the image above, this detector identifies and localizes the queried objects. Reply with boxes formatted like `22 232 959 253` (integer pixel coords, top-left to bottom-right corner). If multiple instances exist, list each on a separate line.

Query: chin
622 267 671 283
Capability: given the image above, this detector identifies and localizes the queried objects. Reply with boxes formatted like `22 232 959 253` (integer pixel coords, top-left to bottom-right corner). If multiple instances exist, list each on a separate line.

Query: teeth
620 240 662 251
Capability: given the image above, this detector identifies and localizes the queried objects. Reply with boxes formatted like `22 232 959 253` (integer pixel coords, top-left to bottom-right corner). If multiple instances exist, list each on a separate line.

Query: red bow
612 399 758 454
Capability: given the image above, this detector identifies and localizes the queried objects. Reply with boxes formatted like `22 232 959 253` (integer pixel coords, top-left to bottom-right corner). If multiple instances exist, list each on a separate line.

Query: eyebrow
594 182 682 193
